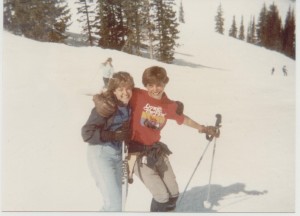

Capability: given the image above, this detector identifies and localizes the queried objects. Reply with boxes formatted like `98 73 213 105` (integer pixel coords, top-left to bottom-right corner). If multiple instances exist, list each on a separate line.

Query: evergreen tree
48 1 72 43
96 0 127 50
247 16 256 44
251 17 257 44
265 3 282 51
282 7 295 59
229 16 237 38
178 0 185 23
3 0 71 43
3 0 15 32
246 20 251 43
238 16 245 40
145 0 155 59
76 0 95 46
256 3 268 46
121 0 149 55
215 3 224 34
151 0 179 63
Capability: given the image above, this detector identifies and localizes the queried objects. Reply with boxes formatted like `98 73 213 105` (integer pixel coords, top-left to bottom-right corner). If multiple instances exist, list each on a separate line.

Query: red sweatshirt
129 88 184 145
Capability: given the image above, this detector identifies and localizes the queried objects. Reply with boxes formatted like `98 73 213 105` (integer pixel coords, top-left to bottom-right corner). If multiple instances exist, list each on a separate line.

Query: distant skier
81 72 134 211
100 57 114 87
271 67 275 75
282 65 288 76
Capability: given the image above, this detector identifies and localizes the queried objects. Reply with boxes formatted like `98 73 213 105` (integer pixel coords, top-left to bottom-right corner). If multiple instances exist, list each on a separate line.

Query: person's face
113 85 132 105
146 82 166 100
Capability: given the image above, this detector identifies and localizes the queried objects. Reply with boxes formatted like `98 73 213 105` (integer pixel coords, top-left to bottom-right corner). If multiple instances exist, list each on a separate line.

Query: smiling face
142 66 169 100
113 84 133 105
146 82 166 100
107 71 134 105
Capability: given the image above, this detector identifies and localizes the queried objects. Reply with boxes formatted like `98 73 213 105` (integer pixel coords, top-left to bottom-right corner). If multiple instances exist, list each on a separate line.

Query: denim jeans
87 143 122 211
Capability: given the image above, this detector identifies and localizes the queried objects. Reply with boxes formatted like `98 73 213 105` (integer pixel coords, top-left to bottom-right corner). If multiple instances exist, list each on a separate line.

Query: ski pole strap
206 114 222 141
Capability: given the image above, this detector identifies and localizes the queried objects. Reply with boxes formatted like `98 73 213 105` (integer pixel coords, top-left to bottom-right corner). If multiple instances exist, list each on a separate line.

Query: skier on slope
126 66 219 212
282 65 288 76
100 57 114 87
81 72 134 211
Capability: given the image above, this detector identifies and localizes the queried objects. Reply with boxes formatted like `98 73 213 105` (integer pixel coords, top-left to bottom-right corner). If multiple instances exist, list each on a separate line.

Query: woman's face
113 85 133 105
146 82 166 100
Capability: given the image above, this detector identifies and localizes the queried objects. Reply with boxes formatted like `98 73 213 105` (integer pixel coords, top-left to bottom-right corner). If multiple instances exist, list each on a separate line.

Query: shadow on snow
176 182 267 212
173 58 227 71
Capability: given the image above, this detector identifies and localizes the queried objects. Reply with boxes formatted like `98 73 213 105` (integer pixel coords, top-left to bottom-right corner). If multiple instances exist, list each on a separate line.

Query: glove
100 121 131 142
100 128 131 142
93 93 117 117
114 128 131 141
202 126 220 138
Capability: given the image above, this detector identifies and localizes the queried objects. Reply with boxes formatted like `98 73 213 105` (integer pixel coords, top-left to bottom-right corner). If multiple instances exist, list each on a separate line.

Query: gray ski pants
133 154 179 203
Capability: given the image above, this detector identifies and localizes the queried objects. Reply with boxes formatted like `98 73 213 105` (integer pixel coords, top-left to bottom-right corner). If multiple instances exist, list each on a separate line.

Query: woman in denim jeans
81 72 134 211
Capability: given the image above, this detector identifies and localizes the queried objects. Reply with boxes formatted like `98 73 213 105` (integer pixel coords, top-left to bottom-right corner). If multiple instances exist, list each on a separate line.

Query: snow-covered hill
1 0 297 214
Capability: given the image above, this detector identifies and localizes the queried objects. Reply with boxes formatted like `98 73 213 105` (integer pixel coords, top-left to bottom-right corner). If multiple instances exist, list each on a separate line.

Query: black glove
100 128 131 142
114 128 131 141
93 93 117 118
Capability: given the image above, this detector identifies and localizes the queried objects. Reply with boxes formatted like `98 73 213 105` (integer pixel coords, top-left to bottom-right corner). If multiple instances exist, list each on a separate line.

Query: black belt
128 141 172 168
128 141 153 153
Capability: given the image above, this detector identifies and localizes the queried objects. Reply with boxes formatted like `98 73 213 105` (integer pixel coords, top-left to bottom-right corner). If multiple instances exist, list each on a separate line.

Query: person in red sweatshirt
128 66 219 212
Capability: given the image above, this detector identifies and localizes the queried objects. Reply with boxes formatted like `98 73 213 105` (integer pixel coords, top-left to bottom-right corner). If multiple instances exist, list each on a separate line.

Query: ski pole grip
206 114 222 141
215 114 222 127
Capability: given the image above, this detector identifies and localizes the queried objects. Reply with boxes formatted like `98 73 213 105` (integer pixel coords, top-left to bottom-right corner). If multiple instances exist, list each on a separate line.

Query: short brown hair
107 71 134 93
142 66 169 86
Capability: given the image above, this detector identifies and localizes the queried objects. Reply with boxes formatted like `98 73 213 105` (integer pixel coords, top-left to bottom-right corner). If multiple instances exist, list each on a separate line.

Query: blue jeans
87 144 122 211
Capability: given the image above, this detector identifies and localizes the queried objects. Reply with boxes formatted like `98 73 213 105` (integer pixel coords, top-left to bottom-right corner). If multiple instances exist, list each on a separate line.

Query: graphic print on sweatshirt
140 103 166 130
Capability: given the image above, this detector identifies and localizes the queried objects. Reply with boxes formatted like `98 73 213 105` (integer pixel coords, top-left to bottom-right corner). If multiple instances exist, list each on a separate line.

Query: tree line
76 0 179 63
3 0 179 64
3 0 72 43
215 3 295 59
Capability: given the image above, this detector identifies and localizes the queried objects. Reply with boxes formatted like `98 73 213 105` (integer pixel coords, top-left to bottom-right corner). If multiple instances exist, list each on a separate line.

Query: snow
1 0 298 215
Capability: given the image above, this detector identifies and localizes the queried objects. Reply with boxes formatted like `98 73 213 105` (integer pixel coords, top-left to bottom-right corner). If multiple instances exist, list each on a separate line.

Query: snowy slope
2 0 297 213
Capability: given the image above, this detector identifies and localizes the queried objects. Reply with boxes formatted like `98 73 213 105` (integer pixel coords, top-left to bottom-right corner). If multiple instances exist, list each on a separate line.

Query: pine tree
3 0 15 32
121 0 149 55
251 17 257 44
76 0 95 46
247 16 256 44
238 16 245 40
215 3 224 34
229 16 237 38
48 1 72 43
282 7 295 59
96 0 127 50
146 0 155 59
151 0 179 63
265 3 282 51
3 0 71 43
178 0 185 23
256 3 268 46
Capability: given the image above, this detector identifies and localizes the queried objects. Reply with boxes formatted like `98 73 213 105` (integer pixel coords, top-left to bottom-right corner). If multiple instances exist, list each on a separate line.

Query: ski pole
121 141 129 211
203 137 217 209
178 114 222 207
203 114 222 209
177 138 212 207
